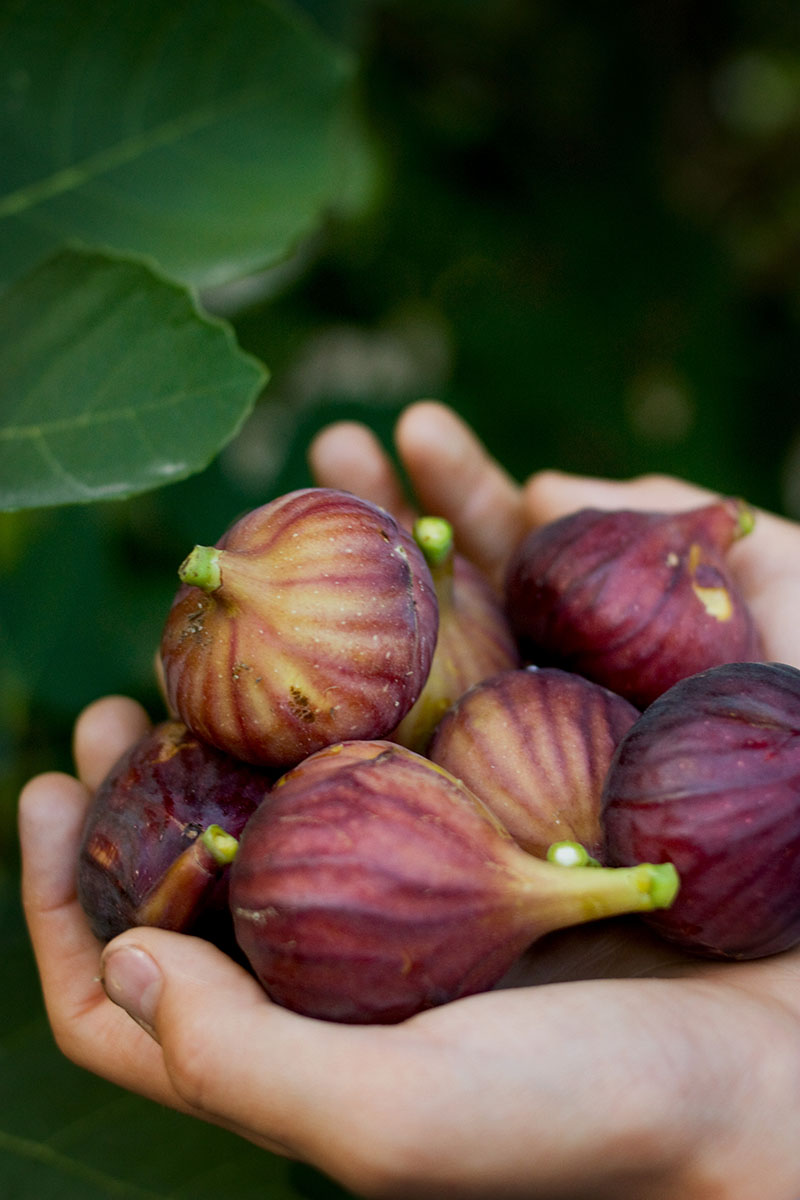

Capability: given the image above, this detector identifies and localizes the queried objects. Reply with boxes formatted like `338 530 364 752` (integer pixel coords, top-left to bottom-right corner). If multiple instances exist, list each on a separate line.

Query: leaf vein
0 384 247 442
0 86 267 219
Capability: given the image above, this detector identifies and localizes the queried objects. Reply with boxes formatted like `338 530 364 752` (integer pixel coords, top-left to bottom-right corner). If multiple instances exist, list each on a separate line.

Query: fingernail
101 944 162 1037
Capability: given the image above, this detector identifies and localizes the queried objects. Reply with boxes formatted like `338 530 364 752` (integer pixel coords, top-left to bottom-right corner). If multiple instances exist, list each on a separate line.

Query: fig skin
428 666 639 859
602 661 800 960
77 720 272 942
392 517 520 753
504 499 764 709
160 488 438 768
230 740 678 1024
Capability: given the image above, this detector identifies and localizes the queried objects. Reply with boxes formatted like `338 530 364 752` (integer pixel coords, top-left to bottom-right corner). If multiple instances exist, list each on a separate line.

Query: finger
100 927 379 1165
307 421 417 529
394 401 527 586
73 695 152 791
18 771 174 1104
522 468 718 527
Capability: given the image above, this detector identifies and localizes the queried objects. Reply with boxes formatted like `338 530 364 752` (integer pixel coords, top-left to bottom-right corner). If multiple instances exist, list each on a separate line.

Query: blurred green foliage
2 1 800 1195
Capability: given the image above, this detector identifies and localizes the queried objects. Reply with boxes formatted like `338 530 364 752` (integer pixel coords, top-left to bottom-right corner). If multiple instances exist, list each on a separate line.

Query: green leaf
0 0 368 290
0 246 267 510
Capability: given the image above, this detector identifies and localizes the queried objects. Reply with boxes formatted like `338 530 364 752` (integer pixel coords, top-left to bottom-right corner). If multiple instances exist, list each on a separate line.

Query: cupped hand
20 402 800 1200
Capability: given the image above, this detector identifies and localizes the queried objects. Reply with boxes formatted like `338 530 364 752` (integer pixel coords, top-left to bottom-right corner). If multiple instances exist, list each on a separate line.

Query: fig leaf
0 0 369 291
0 247 267 511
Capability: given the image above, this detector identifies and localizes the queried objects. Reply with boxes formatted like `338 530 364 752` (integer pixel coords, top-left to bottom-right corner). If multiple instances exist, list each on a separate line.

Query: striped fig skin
602 662 800 959
270 736 411 788
160 489 438 767
429 667 639 859
230 741 680 1023
77 720 271 942
504 500 764 709
392 552 520 753
429 672 642 859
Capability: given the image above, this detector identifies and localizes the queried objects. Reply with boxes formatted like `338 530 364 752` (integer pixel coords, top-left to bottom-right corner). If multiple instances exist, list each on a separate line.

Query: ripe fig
428 666 639 859
504 499 764 708
602 661 800 959
392 517 520 752
160 488 438 767
230 741 678 1024
77 720 272 942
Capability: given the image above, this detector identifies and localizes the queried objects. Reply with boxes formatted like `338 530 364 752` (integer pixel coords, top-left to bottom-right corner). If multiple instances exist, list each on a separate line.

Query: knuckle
160 1015 216 1113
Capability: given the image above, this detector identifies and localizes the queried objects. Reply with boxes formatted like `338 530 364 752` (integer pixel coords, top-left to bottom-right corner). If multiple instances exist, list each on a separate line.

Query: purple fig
504 499 764 708
602 661 800 959
230 740 678 1024
428 666 639 859
160 488 438 767
392 517 520 752
77 720 272 942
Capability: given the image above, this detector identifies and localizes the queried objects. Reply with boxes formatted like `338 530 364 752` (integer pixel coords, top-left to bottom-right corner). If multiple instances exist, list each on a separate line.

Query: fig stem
546 841 602 868
135 824 238 931
179 545 222 592
518 857 680 934
413 516 454 608
201 823 239 864
413 516 454 568
734 499 756 539
646 862 681 910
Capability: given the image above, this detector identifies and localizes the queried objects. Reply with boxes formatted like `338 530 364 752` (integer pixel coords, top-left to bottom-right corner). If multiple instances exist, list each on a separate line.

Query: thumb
100 929 371 1163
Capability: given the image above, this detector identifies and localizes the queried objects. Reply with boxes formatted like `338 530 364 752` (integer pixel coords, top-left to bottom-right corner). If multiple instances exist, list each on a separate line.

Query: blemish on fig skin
289 686 316 723
692 583 733 621
87 833 120 870
180 600 212 645
154 727 186 764
688 544 734 621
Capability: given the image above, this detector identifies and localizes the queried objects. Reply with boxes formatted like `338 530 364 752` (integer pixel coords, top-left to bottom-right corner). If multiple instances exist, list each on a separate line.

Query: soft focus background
2 2 799 1195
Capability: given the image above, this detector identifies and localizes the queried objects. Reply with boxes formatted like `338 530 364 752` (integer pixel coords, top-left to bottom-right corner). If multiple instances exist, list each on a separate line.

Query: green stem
135 825 238 931
179 544 222 592
546 840 602 868
733 498 756 539
519 855 680 936
413 516 453 568
413 516 454 608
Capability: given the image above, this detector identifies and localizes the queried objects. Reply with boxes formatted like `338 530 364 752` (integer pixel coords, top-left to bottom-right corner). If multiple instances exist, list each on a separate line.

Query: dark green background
2 2 799 1196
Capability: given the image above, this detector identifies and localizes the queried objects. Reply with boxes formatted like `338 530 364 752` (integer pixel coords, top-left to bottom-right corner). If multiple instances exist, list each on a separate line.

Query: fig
391 517 520 752
77 719 272 942
160 488 438 767
602 661 800 959
428 666 639 859
504 499 764 708
230 740 679 1023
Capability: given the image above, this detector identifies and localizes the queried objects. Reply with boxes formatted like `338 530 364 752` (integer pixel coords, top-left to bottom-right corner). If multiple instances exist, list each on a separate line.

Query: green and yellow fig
392 517 520 752
160 488 438 767
429 666 639 858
